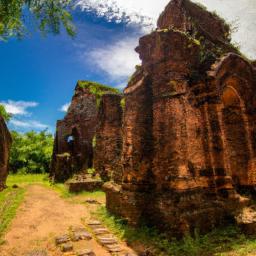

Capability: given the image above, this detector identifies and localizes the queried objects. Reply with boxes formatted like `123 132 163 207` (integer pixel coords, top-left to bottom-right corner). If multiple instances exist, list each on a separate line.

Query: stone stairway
26 219 137 256
85 219 137 256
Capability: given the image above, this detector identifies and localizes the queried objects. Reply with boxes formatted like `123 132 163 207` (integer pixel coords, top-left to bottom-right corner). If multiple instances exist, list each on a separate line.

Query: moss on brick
77 80 120 107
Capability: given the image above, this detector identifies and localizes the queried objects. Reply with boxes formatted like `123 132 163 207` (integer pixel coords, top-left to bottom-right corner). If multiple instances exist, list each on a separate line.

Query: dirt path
0 185 135 256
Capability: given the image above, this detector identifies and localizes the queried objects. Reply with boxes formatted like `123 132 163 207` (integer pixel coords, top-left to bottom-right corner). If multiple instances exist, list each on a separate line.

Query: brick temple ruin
50 81 121 183
50 0 256 236
0 116 12 191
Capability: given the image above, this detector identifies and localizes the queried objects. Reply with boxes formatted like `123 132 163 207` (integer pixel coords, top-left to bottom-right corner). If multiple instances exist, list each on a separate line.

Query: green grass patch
7 174 104 200
95 206 256 256
6 173 49 187
0 187 25 244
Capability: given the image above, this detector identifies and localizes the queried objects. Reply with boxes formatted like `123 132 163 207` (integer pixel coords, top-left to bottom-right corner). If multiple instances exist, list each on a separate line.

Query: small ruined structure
93 94 123 182
50 81 119 183
0 116 12 191
104 0 256 236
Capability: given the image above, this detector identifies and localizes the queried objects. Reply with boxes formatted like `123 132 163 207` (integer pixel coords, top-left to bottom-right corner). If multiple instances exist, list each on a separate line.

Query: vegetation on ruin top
77 80 120 94
77 80 120 107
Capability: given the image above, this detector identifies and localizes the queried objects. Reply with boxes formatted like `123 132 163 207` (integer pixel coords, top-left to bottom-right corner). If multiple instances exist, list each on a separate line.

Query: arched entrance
220 77 252 186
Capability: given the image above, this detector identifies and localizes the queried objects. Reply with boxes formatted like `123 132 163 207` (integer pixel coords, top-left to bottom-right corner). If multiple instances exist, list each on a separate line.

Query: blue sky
0 0 255 133
0 11 142 133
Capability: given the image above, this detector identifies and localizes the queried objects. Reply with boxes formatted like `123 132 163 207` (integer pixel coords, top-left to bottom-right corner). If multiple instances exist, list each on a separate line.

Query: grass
95 207 256 256
7 173 104 200
0 187 25 244
6 173 49 187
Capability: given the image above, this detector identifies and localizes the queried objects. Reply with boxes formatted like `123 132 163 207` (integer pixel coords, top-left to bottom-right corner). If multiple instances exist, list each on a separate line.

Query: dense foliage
10 130 54 174
0 104 11 121
0 0 75 40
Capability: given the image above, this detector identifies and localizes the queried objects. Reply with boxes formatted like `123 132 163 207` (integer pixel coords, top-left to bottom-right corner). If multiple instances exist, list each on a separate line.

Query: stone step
90 225 105 232
93 228 109 235
60 242 73 252
76 249 96 256
106 244 122 253
71 228 92 241
98 236 118 245
88 220 102 226
55 234 70 245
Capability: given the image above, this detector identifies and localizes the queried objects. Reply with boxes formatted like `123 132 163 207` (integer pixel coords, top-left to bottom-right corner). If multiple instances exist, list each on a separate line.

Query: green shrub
9 130 54 174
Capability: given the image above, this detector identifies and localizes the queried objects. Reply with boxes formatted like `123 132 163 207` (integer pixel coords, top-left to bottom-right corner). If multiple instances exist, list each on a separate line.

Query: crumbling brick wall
51 81 119 182
93 94 123 183
104 0 256 236
0 116 12 191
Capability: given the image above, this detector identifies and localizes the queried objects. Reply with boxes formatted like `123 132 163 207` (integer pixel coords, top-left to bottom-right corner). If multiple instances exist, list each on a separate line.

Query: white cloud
60 102 71 112
87 37 140 81
76 0 256 59
1 100 51 132
10 119 49 130
0 100 38 116
75 0 160 30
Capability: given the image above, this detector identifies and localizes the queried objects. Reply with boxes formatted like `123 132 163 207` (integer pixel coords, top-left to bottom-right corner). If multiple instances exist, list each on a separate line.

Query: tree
0 0 75 40
0 104 11 121
9 130 54 174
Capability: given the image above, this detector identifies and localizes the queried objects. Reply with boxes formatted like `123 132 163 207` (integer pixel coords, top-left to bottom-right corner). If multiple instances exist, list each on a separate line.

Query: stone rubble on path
55 234 71 245
55 226 94 255
61 242 73 252
54 220 134 256
86 219 137 255
71 227 92 241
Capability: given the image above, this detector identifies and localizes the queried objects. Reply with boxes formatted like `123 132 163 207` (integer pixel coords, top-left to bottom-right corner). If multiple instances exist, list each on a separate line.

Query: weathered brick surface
122 70 154 191
51 81 120 183
157 0 237 55
93 94 123 183
105 0 256 236
51 84 98 182
0 116 12 191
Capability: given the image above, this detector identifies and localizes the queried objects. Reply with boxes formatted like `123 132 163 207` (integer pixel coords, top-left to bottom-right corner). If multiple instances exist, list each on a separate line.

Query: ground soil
0 185 135 256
